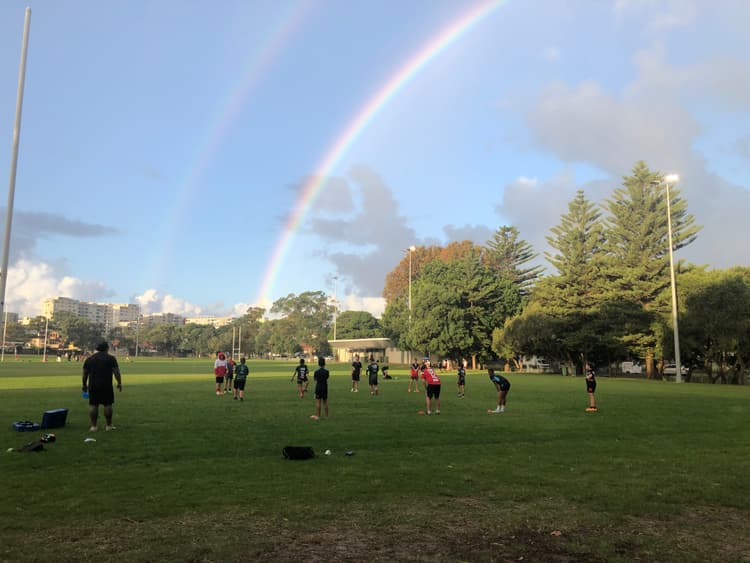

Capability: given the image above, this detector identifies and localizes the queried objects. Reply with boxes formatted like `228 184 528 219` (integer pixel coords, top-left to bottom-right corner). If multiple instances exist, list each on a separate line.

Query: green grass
1 359 748 562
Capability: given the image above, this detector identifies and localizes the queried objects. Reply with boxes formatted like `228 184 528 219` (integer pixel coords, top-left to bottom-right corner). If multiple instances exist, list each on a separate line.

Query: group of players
212 352 250 400
213 351 599 416
291 353 515 417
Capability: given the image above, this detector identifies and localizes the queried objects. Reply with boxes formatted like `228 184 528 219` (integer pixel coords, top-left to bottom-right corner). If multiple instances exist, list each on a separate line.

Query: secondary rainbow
145 1 312 287
255 0 504 307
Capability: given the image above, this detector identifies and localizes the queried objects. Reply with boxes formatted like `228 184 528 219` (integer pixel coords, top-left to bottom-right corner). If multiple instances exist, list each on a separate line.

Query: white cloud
341 294 386 319
134 289 205 316
518 44 750 269
5 259 111 317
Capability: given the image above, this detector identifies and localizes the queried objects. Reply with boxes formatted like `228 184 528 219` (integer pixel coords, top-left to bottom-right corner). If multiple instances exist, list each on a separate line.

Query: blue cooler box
40 408 68 429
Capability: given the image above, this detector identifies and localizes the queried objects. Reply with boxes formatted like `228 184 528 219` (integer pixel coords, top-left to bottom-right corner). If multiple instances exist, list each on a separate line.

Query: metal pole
1 311 7 363
333 276 338 341
42 316 48 362
408 248 413 323
135 306 140 359
665 181 682 383
0 8 31 325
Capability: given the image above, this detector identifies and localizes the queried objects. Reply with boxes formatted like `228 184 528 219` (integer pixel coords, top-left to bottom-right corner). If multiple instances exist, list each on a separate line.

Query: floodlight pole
664 176 682 383
332 276 338 341
406 245 416 323
0 8 32 326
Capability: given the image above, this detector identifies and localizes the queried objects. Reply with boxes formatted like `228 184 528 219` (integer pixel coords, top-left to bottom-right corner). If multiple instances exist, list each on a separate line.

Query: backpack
282 446 315 460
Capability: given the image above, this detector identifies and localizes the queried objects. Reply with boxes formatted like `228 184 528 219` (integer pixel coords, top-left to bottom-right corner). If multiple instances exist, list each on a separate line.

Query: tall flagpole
0 8 32 324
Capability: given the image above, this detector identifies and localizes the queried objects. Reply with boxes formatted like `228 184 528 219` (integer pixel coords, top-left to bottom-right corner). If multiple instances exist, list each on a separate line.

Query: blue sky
0 0 748 319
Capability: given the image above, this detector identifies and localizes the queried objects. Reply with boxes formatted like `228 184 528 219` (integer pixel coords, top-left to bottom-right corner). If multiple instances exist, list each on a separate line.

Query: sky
0 0 748 320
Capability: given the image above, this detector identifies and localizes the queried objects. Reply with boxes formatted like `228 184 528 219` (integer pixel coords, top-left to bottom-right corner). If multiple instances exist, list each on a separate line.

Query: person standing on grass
310 356 330 420
82 341 122 432
488 368 510 413
408 358 420 393
585 362 598 412
233 357 249 401
224 355 236 394
421 358 441 415
214 352 228 396
367 357 379 396
457 362 466 397
351 354 362 392
292 358 309 398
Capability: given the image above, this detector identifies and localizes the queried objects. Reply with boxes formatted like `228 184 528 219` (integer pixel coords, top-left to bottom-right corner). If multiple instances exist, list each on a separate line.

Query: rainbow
255 0 504 307
146 1 312 287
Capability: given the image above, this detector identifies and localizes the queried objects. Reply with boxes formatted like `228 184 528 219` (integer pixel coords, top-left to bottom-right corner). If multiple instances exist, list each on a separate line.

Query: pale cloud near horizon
519 43 750 270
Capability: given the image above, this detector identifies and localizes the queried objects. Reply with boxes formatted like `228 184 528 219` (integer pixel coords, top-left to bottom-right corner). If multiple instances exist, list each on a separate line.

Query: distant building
2 311 19 324
185 315 234 328
142 313 186 326
328 338 425 365
42 297 140 327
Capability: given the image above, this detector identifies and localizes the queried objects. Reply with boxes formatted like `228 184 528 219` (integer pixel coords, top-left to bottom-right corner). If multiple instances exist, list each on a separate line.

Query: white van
621 361 643 374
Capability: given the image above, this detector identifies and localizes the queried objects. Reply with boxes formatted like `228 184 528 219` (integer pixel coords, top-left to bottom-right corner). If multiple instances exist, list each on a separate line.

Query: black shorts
315 386 328 400
352 373 360 382
297 377 308 385
410 374 418 380
89 385 114 406
457 376 465 385
586 379 597 393
368 374 378 386
234 379 246 391
215 376 224 384
426 384 441 399
225 375 233 382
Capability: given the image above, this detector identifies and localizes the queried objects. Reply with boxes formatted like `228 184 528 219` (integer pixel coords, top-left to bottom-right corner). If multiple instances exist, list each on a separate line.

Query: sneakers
105 425 116 431
216 391 221 396
435 410 441 415
309 415 319 420
350 388 355 392
240 397 243 401
233 396 238 401
426 411 432 416
586 407 598 412
88 426 98 432
491 407 503 414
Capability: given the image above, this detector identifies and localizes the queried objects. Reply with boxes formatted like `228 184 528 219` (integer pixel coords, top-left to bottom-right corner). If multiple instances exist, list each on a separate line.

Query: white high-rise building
42 297 140 327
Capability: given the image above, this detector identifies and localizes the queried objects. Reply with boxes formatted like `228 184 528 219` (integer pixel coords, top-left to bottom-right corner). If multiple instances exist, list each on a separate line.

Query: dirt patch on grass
2 502 748 562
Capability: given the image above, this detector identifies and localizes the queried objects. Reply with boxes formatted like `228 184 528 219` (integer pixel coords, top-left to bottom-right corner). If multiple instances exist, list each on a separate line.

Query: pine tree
544 190 607 314
485 226 544 294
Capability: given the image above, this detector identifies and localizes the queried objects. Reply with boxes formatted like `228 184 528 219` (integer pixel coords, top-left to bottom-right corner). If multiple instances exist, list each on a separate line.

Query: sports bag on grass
12 421 40 432
282 446 315 460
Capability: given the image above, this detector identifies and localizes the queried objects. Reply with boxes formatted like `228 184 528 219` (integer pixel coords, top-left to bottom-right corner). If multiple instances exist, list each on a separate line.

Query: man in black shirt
82 341 122 431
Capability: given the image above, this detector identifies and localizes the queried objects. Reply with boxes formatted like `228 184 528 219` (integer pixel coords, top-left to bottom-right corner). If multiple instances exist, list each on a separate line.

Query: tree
53 312 105 351
406 249 521 362
602 161 701 372
332 311 382 339
545 190 606 311
679 267 750 384
485 226 544 294
382 242 483 348
270 291 334 355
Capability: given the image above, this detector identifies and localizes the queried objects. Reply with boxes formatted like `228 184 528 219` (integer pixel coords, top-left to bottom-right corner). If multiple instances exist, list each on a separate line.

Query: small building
328 338 425 366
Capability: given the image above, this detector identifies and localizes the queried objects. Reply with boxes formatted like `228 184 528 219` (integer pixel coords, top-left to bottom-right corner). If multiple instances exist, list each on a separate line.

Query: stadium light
405 246 416 323
654 174 682 383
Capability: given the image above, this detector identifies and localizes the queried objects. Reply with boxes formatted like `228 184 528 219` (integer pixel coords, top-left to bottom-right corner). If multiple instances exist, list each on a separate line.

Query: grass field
1 358 748 562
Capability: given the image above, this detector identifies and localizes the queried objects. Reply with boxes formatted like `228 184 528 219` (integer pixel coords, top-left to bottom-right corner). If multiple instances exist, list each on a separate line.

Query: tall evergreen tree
603 161 701 365
604 161 700 310
544 190 607 313
485 226 544 295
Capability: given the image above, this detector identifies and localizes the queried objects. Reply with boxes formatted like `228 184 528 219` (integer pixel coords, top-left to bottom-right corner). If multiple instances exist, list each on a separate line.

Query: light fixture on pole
332 276 339 341
405 245 416 322
662 173 682 383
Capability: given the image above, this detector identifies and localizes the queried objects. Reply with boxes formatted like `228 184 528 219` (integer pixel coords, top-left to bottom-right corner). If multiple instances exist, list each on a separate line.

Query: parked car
663 363 688 376
621 361 643 374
